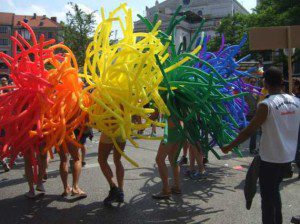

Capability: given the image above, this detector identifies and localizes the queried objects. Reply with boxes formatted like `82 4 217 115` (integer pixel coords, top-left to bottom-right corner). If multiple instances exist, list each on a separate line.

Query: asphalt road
0 128 299 224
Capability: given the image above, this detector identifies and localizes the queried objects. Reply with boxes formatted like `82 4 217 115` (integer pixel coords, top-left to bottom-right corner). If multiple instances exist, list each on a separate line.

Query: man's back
259 94 300 163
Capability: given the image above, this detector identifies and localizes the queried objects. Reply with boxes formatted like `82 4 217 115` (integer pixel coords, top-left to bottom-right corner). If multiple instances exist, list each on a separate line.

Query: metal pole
287 26 293 94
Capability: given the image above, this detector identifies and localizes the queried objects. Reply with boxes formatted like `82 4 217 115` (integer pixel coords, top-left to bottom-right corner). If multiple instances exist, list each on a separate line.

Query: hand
221 144 232 154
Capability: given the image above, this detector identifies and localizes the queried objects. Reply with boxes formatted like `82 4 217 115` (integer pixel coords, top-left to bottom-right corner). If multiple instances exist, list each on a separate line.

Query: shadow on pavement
0 163 235 224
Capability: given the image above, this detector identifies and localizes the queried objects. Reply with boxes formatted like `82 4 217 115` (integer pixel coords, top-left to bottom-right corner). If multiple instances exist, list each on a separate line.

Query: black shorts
74 129 88 144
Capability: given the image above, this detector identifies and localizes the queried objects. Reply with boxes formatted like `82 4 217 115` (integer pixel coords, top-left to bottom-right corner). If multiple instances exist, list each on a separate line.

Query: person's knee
39 154 47 163
97 155 101 164
60 154 68 163
113 155 122 166
72 153 81 162
155 154 162 165
98 154 108 167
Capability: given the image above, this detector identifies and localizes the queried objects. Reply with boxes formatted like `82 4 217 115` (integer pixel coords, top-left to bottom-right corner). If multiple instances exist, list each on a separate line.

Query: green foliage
208 13 250 57
62 2 96 67
209 0 300 62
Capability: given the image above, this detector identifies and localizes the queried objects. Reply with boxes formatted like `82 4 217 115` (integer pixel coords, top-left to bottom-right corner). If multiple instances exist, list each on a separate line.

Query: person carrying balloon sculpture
58 134 87 198
184 141 207 180
152 118 183 200
0 78 14 172
98 108 127 205
24 142 48 199
222 67 300 224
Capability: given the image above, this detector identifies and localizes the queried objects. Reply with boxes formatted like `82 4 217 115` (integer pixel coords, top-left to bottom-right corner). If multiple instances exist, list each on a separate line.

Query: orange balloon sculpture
0 22 89 168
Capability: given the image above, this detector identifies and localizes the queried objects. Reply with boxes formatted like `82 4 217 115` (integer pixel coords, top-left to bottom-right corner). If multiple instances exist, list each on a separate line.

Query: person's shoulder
260 94 271 103
285 94 300 102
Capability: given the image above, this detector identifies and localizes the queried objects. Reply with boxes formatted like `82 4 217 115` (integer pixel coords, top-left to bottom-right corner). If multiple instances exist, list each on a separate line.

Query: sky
0 0 257 24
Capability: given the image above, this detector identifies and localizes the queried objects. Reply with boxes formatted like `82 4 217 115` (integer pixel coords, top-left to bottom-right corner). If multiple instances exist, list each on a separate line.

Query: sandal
152 191 171 200
171 187 182 195
25 191 43 199
61 187 72 197
71 188 87 199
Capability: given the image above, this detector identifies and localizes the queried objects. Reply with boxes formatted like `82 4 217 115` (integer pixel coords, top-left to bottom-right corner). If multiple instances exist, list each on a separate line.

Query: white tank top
258 94 300 163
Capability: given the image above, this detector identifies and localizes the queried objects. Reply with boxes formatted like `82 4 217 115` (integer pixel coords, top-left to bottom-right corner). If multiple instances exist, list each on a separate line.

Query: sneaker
36 183 46 192
103 187 121 205
3 163 10 172
43 173 48 181
190 171 208 180
291 216 300 224
178 156 188 166
184 169 196 176
25 191 44 199
25 191 37 199
117 190 124 203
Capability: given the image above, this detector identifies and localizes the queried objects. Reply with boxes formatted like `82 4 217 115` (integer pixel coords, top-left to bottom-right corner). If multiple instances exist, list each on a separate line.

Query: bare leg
179 141 188 165
168 143 180 190
151 124 157 136
36 152 47 191
113 142 126 191
0 158 9 171
24 154 34 194
192 145 205 173
81 145 86 164
68 143 84 193
155 142 171 194
189 144 196 172
98 142 116 188
183 141 188 157
58 150 71 194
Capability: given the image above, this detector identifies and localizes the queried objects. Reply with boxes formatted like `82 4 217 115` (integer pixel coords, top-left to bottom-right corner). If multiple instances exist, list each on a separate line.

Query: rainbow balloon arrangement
0 22 89 168
79 4 202 167
197 34 261 129
0 4 259 169
138 6 259 160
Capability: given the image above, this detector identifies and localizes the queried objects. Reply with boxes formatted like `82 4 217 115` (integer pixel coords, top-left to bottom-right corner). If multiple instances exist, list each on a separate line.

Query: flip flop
61 187 72 197
152 192 171 200
171 187 182 195
71 189 87 199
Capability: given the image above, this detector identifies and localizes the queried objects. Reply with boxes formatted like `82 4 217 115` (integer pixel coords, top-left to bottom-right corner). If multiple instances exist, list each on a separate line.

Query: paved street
0 128 299 224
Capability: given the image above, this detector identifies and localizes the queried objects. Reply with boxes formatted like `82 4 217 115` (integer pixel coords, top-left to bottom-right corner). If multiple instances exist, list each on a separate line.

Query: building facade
134 0 249 50
0 12 62 78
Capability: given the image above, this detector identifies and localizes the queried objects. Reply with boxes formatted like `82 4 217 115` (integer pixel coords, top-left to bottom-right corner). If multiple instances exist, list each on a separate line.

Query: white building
134 0 249 50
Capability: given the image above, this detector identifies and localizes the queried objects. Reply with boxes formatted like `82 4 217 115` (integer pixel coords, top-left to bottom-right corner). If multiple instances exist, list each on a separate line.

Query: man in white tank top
221 67 300 224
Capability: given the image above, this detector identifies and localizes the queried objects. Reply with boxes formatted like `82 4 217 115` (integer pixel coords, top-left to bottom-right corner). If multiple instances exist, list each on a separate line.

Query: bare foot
71 187 87 199
61 186 72 197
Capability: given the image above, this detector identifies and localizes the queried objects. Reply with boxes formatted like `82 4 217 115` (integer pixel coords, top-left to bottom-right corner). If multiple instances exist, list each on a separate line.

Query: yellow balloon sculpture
80 4 201 167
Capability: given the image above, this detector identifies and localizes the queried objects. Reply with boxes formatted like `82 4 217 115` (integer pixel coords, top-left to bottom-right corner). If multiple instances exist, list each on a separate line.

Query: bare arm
221 103 268 154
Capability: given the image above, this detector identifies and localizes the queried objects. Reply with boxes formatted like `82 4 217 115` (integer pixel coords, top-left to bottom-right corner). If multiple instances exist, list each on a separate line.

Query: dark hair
263 67 283 87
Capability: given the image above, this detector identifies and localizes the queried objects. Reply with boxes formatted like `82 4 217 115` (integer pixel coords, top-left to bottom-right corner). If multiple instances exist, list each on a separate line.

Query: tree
208 13 251 57
209 0 300 67
253 0 300 68
62 2 96 67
